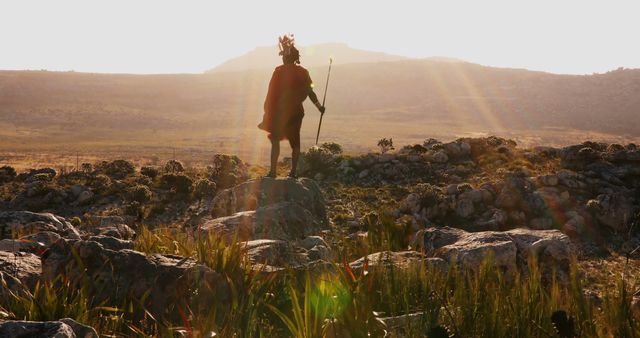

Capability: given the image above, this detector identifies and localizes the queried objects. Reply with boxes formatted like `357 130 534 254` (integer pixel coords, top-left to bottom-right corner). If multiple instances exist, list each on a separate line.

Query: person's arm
308 89 325 113
305 69 325 113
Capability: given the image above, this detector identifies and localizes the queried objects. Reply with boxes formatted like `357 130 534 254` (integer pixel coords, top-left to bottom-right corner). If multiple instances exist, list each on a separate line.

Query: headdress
278 34 300 64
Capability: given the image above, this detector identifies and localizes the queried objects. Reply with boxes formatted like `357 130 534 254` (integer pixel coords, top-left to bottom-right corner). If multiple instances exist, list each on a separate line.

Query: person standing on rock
258 34 325 178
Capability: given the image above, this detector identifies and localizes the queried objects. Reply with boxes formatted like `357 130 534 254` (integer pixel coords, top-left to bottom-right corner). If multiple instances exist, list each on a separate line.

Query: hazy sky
1 0 639 74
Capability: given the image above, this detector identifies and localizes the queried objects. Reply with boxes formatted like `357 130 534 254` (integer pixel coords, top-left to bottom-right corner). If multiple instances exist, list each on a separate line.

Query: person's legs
288 126 301 178
269 135 279 177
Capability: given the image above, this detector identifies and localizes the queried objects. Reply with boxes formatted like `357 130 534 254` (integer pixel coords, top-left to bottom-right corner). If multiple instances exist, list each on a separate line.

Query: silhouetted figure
258 35 325 178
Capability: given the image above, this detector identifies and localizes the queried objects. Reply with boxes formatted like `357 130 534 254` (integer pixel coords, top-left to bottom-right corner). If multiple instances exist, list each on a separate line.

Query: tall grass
1 226 638 337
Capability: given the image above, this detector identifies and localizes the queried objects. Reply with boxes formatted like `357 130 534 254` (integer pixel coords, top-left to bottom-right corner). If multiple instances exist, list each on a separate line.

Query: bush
0 165 17 184
164 160 184 173
319 142 343 155
140 166 159 179
298 145 342 177
81 163 93 173
377 138 394 154
160 173 193 194
98 160 135 179
30 173 53 182
127 185 153 203
89 174 111 193
193 178 217 199
208 154 249 189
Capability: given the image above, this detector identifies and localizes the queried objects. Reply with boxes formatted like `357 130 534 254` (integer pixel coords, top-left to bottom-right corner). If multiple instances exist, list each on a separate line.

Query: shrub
30 173 53 182
0 165 17 184
194 178 217 199
97 160 135 179
127 185 153 203
89 174 111 193
208 154 249 189
377 138 394 154
164 160 184 173
298 145 341 177
160 173 193 194
81 163 93 173
140 166 159 179
320 142 343 155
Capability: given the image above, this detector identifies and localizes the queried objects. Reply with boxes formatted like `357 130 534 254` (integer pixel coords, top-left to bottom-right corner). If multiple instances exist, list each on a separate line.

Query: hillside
207 42 408 73
1 61 640 164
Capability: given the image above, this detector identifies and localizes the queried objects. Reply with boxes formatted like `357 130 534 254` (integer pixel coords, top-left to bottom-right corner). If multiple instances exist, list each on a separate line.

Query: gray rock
300 235 327 248
413 227 573 277
349 251 448 273
203 178 329 242
0 211 80 240
242 239 296 266
358 169 370 179
75 190 94 204
593 193 637 232
0 320 77 338
201 201 326 242
0 251 41 288
59 318 99 338
431 151 449 163
0 231 62 254
41 239 229 319
211 177 327 221
88 235 134 250
455 197 475 218
96 224 136 240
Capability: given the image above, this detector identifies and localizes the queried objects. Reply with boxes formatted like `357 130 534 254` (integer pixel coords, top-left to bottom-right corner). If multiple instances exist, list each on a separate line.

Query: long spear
315 57 333 145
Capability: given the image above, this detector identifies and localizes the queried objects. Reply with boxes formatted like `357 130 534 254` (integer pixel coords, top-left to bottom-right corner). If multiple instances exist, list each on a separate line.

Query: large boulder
41 239 229 319
211 177 326 220
413 226 573 278
0 251 41 288
0 211 80 240
0 319 97 338
201 202 325 242
202 178 328 241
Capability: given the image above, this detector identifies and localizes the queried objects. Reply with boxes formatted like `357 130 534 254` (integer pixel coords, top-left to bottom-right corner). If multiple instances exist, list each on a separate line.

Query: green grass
1 226 639 337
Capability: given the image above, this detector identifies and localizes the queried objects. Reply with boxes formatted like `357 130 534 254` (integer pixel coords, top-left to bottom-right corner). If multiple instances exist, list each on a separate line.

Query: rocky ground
0 136 639 337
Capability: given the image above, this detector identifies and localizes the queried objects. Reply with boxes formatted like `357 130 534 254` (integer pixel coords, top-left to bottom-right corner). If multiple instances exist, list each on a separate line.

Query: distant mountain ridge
207 42 411 73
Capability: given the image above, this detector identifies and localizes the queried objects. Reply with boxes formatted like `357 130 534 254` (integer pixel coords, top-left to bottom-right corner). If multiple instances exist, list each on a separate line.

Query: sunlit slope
1 60 639 155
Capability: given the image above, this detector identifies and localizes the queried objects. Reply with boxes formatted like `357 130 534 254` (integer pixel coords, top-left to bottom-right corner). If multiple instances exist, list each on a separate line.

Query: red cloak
258 64 313 140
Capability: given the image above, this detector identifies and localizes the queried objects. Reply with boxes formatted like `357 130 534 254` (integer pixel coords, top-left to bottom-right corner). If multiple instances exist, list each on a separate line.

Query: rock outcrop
41 239 229 319
413 226 573 277
201 178 329 241
0 211 80 240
